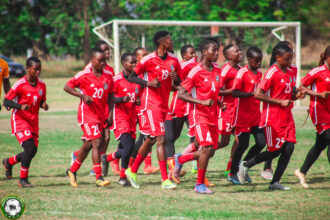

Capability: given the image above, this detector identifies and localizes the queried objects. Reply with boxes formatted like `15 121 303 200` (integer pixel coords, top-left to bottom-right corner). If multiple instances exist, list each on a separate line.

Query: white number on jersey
275 137 285 148
284 83 291 94
92 88 104 99
162 70 169 80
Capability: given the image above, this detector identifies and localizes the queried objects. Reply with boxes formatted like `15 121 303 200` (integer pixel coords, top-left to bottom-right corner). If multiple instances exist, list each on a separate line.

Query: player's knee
209 148 215 158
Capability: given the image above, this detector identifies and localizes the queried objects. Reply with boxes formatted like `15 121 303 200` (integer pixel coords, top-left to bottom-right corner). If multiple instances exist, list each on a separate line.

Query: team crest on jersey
135 87 139 94
216 75 220 82
39 89 43 96
104 83 108 90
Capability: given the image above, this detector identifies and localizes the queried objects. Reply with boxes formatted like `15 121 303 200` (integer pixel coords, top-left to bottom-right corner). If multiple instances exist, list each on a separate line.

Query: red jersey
259 64 295 128
301 64 330 126
66 68 114 125
181 63 221 127
111 72 140 131
169 57 198 117
218 63 240 120
232 65 262 129
134 51 182 113
5 76 46 134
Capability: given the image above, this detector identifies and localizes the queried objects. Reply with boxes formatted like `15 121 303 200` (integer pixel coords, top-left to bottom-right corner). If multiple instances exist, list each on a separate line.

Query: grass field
0 78 329 219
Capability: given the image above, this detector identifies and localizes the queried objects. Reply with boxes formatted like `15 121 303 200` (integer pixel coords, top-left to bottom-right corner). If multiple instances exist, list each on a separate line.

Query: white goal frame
93 19 301 85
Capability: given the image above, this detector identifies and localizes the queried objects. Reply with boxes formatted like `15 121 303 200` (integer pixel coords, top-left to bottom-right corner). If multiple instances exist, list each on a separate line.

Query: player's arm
232 89 254 98
63 84 93 105
114 95 130 103
219 88 233 96
3 78 11 94
128 71 161 88
299 84 329 99
177 85 213 106
106 92 114 128
254 87 291 107
3 98 29 110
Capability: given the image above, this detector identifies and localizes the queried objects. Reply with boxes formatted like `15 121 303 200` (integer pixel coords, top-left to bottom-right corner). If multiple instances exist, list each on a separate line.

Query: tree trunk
83 0 91 65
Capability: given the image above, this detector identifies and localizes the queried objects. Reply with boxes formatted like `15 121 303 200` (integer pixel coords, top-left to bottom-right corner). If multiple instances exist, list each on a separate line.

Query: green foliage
0 0 328 57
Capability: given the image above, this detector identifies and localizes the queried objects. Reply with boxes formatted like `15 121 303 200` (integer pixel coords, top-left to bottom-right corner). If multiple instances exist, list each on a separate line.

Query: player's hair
199 38 219 53
94 40 108 50
246 46 262 59
273 44 293 61
26 56 41 67
180 44 194 57
121 53 135 64
269 41 292 66
153 31 170 46
91 47 105 58
223 44 234 59
319 45 330 66
133 47 145 56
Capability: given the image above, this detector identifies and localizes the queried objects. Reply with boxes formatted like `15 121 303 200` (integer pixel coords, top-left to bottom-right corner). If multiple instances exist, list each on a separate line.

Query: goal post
93 19 300 76
93 19 301 105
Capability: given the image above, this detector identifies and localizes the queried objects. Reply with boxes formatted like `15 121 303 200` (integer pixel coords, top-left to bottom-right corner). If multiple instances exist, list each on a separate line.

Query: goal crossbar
93 19 301 92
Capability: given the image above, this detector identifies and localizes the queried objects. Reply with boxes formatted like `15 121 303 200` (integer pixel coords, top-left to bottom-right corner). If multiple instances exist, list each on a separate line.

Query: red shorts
15 130 39 147
264 124 296 152
112 120 136 140
218 117 232 135
316 124 330 135
138 111 150 135
141 109 166 137
81 123 102 141
195 124 219 149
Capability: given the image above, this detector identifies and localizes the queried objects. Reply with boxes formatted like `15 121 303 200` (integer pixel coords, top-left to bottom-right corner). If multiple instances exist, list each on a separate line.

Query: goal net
93 20 301 77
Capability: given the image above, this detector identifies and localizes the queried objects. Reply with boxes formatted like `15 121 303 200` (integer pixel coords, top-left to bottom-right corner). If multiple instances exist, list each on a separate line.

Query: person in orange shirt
0 58 11 111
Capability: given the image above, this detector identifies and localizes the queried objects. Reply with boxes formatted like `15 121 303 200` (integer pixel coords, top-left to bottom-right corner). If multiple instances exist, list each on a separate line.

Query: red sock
178 153 195 164
74 150 79 157
144 152 152 166
131 153 145 173
226 156 232 171
70 159 82 173
93 163 102 180
8 155 19 166
159 160 168 181
120 168 126 178
20 166 29 179
100 151 106 156
106 152 116 162
197 168 206 184
128 157 135 168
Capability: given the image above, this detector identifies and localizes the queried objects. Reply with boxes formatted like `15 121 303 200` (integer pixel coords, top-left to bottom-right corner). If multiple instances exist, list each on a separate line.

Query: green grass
0 78 329 219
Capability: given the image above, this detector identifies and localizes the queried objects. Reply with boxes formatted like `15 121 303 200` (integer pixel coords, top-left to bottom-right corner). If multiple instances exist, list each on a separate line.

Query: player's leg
3 152 23 179
126 136 154 189
155 135 177 189
240 127 266 183
118 133 135 186
67 141 92 187
91 136 110 187
261 158 273 180
241 149 281 182
218 134 232 176
243 127 266 161
296 130 329 188
18 138 38 187
101 143 123 176
269 142 294 190
229 132 250 184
